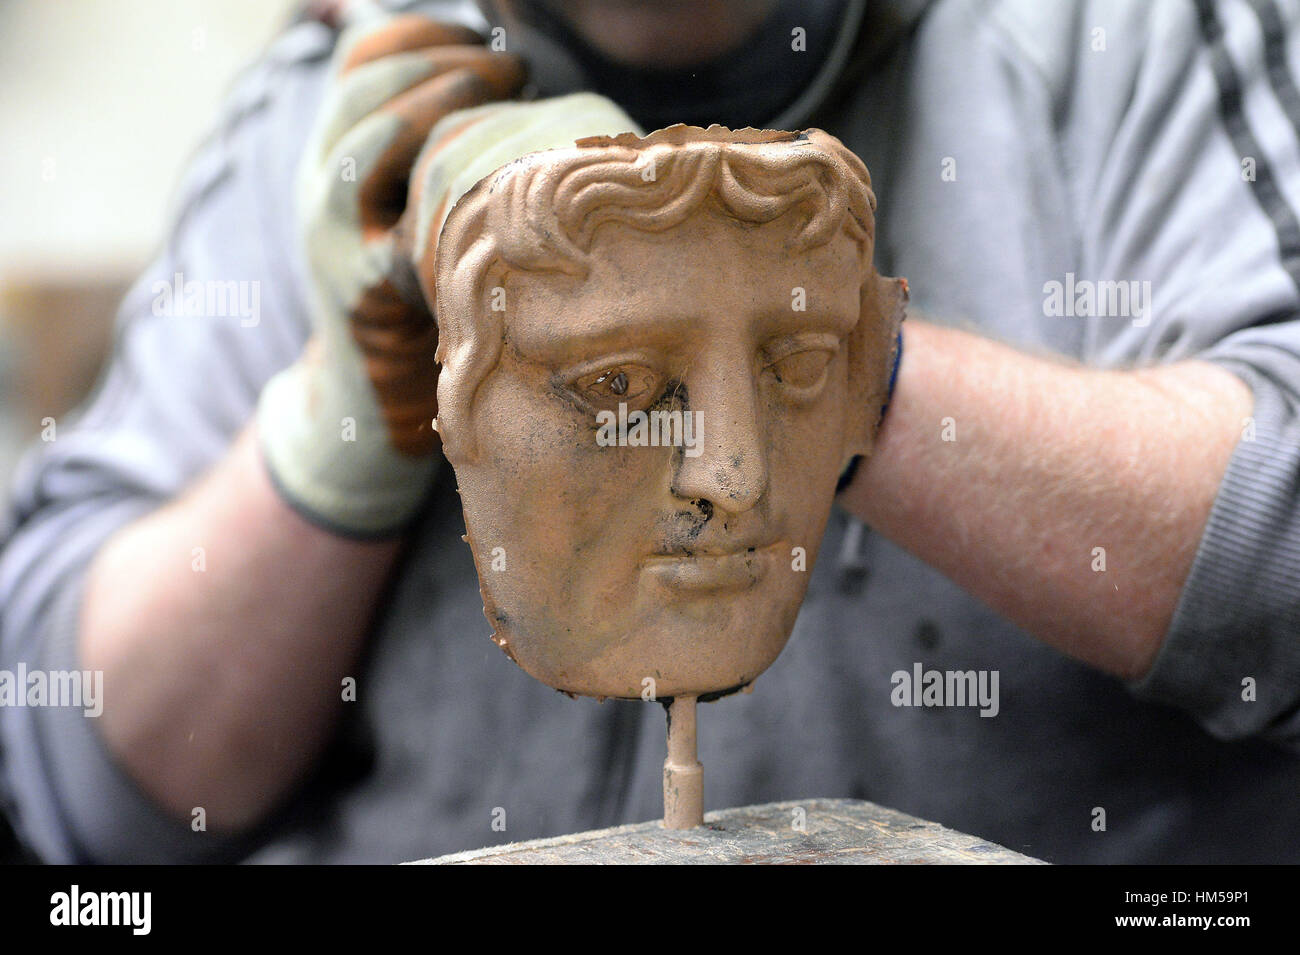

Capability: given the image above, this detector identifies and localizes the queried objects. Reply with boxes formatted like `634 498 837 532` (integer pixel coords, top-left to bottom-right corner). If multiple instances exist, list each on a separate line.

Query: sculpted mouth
642 540 784 592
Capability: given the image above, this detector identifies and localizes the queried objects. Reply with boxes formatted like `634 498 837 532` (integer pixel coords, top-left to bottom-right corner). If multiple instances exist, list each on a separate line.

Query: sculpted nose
669 365 769 515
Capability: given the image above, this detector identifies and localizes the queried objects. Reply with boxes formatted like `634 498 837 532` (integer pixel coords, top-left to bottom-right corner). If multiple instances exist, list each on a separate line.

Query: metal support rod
663 695 703 828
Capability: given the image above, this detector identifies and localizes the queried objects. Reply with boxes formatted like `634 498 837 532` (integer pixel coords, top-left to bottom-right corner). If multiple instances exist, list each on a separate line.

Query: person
0 0 1296 864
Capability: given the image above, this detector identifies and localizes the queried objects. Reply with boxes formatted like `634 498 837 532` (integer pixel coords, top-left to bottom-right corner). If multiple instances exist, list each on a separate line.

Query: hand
403 94 642 294
257 15 525 536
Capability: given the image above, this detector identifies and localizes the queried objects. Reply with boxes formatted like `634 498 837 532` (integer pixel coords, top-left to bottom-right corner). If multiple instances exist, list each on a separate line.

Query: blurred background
0 0 300 490
0 0 301 862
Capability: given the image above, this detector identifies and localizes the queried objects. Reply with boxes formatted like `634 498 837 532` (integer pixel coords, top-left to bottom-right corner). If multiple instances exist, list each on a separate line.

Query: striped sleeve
1117 0 1300 745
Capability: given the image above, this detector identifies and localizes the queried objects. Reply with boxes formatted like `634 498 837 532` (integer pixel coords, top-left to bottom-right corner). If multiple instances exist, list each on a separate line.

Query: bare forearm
842 319 1253 680
80 425 404 830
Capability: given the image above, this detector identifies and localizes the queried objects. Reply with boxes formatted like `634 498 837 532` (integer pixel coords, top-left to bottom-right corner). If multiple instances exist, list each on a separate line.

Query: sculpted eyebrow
515 310 709 359
755 305 858 337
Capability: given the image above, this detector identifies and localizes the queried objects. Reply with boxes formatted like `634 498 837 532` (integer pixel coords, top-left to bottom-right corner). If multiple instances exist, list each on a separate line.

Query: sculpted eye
571 364 662 411
766 349 834 391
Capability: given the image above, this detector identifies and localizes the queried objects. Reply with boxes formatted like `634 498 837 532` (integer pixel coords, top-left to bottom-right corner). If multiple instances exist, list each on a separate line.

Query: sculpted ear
844 271 907 458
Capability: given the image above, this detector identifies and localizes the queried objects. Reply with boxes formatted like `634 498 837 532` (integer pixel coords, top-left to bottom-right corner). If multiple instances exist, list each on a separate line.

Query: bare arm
71 17 525 836
79 425 404 831
841 318 1254 681
0 16 532 861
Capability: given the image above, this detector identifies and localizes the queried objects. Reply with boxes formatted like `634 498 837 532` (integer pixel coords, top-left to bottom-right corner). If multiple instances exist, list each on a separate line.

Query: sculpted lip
642 540 784 591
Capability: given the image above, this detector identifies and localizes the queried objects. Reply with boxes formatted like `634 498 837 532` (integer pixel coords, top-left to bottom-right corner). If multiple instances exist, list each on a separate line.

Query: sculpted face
427 126 904 699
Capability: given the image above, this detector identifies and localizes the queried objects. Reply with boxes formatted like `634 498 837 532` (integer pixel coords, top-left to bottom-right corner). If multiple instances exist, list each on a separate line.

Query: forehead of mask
444 206 869 700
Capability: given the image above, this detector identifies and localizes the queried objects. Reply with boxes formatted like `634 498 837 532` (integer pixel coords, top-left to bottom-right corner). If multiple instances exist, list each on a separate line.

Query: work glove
404 93 645 279
257 15 526 536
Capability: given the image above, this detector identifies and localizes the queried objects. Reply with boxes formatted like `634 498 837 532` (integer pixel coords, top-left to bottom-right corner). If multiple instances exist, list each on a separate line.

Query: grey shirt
2 0 1299 864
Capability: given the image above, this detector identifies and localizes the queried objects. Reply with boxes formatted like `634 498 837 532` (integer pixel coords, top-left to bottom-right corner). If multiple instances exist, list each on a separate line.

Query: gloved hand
403 93 645 281
257 15 525 537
